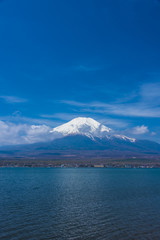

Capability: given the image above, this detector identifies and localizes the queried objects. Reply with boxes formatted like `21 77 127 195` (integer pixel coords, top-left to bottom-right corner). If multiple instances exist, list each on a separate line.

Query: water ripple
1 168 160 240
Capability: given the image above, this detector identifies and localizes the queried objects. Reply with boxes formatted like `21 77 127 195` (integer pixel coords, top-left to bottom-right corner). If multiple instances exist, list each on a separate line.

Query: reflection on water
0 168 160 240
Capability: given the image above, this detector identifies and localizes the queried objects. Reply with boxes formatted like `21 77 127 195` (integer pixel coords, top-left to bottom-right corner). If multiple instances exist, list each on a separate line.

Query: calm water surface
0 168 160 240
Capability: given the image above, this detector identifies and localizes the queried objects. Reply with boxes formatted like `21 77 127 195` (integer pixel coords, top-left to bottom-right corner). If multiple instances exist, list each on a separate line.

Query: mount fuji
50 117 135 142
1 117 160 159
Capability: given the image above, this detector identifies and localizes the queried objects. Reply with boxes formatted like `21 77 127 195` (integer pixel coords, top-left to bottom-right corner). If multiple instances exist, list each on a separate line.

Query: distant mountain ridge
0 117 160 159
50 117 136 142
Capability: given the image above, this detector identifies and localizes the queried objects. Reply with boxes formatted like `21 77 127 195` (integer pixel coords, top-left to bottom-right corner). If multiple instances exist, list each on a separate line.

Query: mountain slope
50 117 135 142
0 117 160 159
50 117 111 139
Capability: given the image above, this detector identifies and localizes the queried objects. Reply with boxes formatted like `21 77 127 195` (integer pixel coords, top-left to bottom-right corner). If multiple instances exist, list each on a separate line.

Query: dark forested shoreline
1 157 160 168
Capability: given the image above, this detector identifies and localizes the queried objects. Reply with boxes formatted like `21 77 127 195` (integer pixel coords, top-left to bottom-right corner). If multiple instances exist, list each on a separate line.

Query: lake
0 168 160 240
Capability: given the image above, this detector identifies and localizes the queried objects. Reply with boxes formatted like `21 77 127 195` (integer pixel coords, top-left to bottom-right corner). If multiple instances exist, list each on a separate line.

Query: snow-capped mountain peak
50 117 136 143
50 117 111 138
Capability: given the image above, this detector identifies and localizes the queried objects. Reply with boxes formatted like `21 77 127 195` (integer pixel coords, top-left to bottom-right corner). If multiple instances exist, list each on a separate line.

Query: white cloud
0 95 27 103
0 121 54 146
60 82 160 118
132 125 149 135
23 124 53 144
61 100 160 118
0 114 61 127
0 116 128 146
151 131 156 136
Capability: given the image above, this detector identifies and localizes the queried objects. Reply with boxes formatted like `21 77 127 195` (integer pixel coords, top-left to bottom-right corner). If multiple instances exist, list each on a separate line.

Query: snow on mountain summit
50 117 111 138
50 117 136 142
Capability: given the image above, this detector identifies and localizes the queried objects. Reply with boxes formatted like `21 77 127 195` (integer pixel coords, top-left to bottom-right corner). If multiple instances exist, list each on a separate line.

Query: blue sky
0 0 160 145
